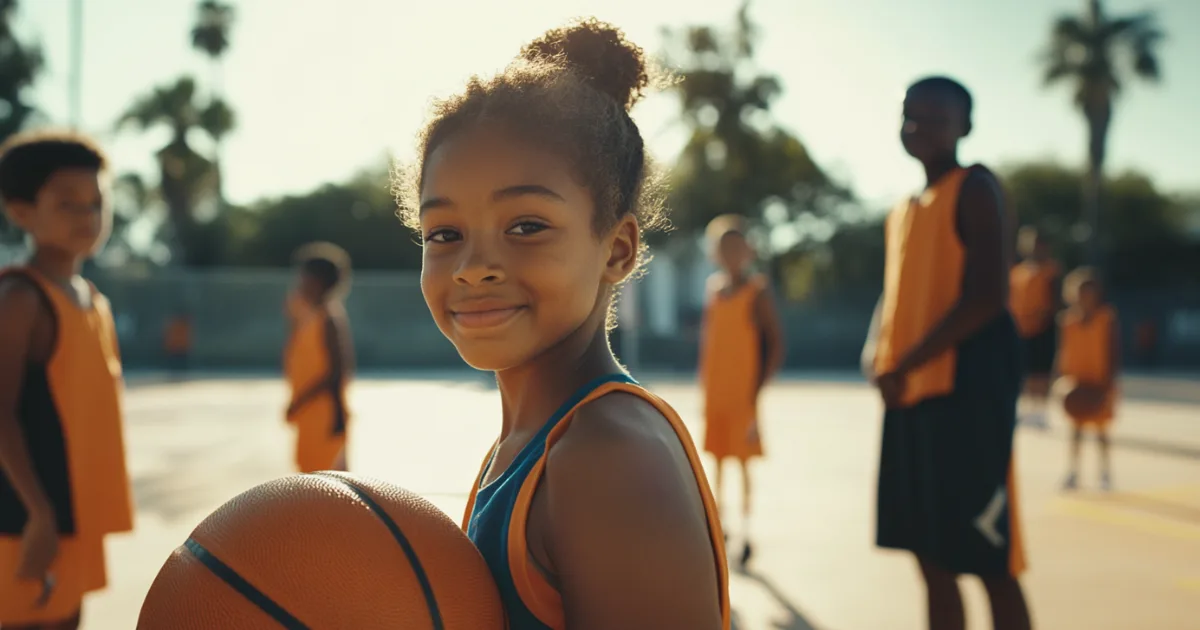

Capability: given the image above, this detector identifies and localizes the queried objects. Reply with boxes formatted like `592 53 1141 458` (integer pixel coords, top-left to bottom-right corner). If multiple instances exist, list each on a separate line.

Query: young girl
283 243 354 473
1056 268 1119 491
699 214 784 568
398 19 729 629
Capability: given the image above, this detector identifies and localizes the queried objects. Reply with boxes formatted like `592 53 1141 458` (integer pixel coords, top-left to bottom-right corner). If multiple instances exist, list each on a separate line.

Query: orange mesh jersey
0 266 132 624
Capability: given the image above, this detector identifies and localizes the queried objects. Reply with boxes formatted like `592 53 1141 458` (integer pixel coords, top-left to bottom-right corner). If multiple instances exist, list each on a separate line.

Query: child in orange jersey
162 310 192 380
865 77 1032 630
283 243 355 473
400 19 729 629
699 213 784 568
0 132 134 630
1056 268 1119 491
1009 227 1061 429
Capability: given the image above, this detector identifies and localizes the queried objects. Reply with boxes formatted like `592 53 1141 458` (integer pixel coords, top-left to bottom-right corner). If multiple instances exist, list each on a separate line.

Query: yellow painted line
1177 578 1200 593
1137 483 1200 502
1054 498 1200 542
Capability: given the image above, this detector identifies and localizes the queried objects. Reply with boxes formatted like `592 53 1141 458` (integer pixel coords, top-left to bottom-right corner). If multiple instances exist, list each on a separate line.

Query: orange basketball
137 472 504 629
1063 383 1106 419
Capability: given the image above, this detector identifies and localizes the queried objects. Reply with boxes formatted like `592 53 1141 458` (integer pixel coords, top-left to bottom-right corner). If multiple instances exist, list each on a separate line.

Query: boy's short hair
908 76 973 126
0 130 108 204
1063 266 1101 304
294 242 352 295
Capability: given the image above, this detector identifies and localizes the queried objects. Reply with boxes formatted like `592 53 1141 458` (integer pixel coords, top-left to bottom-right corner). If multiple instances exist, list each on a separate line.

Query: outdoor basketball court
80 374 1200 629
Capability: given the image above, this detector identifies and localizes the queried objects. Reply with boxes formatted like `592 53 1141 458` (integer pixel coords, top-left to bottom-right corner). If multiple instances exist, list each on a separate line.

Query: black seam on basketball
183 538 310 630
310 472 445 630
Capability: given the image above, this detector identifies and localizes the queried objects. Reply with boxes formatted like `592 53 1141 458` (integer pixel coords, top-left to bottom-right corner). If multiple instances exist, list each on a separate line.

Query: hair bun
521 18 649 111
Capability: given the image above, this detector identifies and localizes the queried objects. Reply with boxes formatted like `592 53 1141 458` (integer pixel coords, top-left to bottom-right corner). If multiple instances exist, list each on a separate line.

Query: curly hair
394 18 670 270
0 130 108 204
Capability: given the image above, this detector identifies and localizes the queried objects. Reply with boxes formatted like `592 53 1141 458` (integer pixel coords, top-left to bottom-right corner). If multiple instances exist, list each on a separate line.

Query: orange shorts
0 535 106 625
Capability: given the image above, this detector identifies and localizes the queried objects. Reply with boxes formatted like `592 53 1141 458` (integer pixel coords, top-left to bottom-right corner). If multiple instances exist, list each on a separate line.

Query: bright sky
19 0 1200 210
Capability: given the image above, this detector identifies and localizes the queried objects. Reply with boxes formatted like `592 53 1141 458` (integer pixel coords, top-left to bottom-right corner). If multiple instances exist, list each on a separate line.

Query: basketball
136 472 504 630
1063 382 1106 419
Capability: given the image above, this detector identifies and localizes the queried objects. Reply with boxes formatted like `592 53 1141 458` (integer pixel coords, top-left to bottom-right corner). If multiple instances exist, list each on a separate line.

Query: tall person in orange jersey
1009 227 1061 429
0 131 134 630
863 77 1033 630
284 243 355 473
699 213 785 569
401 19 729 630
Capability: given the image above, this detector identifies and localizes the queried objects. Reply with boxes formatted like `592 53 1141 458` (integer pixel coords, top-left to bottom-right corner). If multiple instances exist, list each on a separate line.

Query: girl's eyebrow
419 185 564 216
493 184 565 203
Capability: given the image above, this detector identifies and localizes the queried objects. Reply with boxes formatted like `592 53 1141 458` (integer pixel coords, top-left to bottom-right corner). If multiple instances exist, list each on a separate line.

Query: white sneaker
1062 473 1079 491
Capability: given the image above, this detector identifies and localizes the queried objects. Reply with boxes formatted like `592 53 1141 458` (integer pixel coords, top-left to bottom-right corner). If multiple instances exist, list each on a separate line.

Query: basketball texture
1063 383 1106 419
137 472 504 630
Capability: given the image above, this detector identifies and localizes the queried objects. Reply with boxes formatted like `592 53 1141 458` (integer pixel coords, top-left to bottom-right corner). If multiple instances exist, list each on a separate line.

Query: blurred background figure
161 310 192 380
1056 268 1121 492
1009 227 1061 430
699 213 785 570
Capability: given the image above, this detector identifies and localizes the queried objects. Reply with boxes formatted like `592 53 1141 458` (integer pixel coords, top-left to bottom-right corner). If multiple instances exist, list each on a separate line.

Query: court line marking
1053 498 1200 542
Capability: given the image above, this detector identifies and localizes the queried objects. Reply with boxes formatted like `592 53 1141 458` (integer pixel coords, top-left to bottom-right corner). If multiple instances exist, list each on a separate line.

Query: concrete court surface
70 373 1200 630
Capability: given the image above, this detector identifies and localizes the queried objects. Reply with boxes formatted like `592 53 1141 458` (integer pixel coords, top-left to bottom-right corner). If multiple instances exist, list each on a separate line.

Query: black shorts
1022 325 1056 377
876 315 1023 576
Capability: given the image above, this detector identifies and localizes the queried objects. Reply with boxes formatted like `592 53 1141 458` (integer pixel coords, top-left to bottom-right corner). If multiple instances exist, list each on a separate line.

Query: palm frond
1050 16 1091 46
1042 59 1081 86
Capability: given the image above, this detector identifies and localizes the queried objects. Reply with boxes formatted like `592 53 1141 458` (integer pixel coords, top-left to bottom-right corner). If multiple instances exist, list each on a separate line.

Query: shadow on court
732 567 823 630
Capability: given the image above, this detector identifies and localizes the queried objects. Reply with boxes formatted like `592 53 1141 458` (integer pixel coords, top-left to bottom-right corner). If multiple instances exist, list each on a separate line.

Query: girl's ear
601 214 639 285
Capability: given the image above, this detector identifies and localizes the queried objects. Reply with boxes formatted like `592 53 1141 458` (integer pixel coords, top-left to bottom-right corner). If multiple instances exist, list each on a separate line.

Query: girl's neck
28 247 82 284
494 311 624 439
725 269 748 286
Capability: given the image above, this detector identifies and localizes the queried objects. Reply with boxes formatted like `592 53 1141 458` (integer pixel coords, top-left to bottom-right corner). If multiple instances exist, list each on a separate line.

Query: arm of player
1105 312 1120 391
890 167 1008 376
545 396 724 630
0 277 60 579
861 296 882 382
753 284 785 394
287 315 349 432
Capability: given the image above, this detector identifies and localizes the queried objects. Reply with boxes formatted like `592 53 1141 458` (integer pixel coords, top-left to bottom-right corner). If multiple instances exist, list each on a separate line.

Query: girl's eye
507 221 548 236
424 228 461 243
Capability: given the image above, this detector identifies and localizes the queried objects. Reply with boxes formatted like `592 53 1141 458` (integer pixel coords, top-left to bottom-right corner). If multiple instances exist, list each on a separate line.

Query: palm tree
117 76 234 266
663 1 847 238
1041 0 1163 266
0 0 43 143
191 1 234 204
191 1 234 95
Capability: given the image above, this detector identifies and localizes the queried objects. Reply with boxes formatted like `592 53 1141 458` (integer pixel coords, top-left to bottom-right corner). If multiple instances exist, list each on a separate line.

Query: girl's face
715 231 753 276
293 272 325 306
1078 282 1102 312
418 125 638 371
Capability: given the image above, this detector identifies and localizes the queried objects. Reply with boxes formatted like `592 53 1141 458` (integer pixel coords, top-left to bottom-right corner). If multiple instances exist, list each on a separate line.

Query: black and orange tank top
462 374 730 629
874 167 970 407
1009 261 1059 337
0 267 133 537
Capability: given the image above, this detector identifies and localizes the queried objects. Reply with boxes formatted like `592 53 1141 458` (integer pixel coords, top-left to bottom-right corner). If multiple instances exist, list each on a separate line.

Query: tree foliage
661 1 850 240
1002 161 1198 287
116 76 234 266
222 163 419 270
0 0 42 242
1039 0 1164 264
